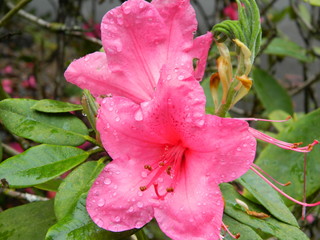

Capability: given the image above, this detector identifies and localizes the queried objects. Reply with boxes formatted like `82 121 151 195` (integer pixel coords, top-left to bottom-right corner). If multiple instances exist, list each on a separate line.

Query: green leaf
31 99 83 113
255 108 320 205
55 161 105 220
46 194 135 240
222 215 263 240
0 98 88 146
252 67 294 115
0 144 89 188
238 170 298 226
264 37 312 62
221 183 309 240
0 200 56 240
35 178 63 191
304 0 320 6
0 142 2 162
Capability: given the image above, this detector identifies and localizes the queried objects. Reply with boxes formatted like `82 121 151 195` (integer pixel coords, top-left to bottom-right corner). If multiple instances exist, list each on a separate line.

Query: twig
260 0 278 16
0 188 49 202
1 143 21 156
0 0 32 27
290 72 320 96
5 1 102 45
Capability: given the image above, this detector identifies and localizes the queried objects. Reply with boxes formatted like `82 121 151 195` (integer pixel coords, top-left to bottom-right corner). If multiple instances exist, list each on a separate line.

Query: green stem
0 0 33 27
87 147 104 156
135 229 149 240
83 135 103 148
216 87 236 117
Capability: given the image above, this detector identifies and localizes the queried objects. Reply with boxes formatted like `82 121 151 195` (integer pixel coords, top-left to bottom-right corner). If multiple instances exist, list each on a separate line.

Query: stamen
166 166 172 175
249 128 319 153
302 153 307 220
221 222 240 239
252 164 291 187
236 117 291 122
250 166 320 207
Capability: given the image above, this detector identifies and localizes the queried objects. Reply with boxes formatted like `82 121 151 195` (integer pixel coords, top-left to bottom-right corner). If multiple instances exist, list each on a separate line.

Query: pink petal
182 115 256 183
87 160 155 231
154 152 223 240
101 0 167 100
64 52 151 103
189 32 213 81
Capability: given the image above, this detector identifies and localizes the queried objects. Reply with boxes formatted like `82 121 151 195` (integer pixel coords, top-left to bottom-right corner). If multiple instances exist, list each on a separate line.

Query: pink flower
65 0 212 103
223 2 238 20
83 22 101 39
22 75 37 89
1 79 13 94
86 69 257 240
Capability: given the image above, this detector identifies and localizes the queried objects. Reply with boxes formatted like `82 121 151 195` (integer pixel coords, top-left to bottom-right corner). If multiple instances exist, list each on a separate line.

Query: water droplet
178 75 184 80
97 198 105 207
139 2 145 8
115 171 120 175
243 143 248 147
104 178 112 185
114 216 121 222
123 5 131 14
131 197 136 202
237 147 242 151
117 17 124 25
166 75 172 80
138 191 143 197
135 221 144 228
158 177 163 183
108 106 114 111
113 192 117 197
128 206 134 212
137 201 143 208
134 110 143 121
113 185 118 189
196 119 205 126
103 24 108 30
115 116 120 122
84 55 89 62
141 171 148 178
167 98 172 105
94 217 104 227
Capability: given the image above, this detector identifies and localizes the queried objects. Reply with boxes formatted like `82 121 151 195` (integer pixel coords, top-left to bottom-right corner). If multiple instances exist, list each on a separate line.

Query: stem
83 135 103 148
87 147 104 156
216 87 236 117
1 143 21 156
0 0 33 27
135 229 149 240
1 188 49 202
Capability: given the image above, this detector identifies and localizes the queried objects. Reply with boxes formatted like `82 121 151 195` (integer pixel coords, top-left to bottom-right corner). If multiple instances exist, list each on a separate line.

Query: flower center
139 143 186 200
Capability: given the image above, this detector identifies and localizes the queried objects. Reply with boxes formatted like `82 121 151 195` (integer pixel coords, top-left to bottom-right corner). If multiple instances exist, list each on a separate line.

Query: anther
166 187 174 193
144 165 152 171
140 186 147 191
292 142 303 148
166 166 172 175
159 162 165 166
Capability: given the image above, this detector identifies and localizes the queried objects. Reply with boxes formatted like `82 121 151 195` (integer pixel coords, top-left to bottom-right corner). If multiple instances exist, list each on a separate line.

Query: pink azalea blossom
1 79 13 94
65 0 212 103
223 2 238 20
83 21 101 39
86 69 257 240
22 75 37 89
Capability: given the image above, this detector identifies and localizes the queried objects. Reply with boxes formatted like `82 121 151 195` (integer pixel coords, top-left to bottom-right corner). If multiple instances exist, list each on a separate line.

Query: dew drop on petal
178 75 184 80
134 110 143 121
128 206 134 213
196 119 205 127
138 191 143 197
115 116 120 122
137 202 144 208
84 55 89 62
237 147 242 152
97 198 105 207
114 216 121 222
94 217 104 227
103 178 111 185
141 171 148 178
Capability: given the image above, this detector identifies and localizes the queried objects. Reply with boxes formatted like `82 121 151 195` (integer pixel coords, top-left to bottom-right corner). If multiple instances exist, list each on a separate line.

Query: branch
5 1 102 45
0 188 49 202
0 0 32 27
290 72 320 96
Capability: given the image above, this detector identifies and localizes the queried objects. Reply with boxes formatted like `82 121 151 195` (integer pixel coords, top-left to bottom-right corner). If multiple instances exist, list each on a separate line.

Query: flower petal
101 0 167 100
183 115 256 182
87 159 155 231
154 151 223 240
64 52 150 103
189 32 213 81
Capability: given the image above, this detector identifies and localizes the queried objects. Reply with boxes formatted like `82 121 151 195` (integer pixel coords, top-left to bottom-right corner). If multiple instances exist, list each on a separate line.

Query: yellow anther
144 165 152 171
166 187 174 193
140 186 147 191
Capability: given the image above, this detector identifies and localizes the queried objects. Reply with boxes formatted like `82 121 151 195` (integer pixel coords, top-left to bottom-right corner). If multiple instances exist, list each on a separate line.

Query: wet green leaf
46 194 135 240
221 183 309 240
0 98 88 146
35 178 63 192
255 108 320 205
222 215 263 240
0 200 56 240
0 144 89 188
264 38 312 62
55 161 105 220
239 170 298 226
253 67 294 115
31 99 83 113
